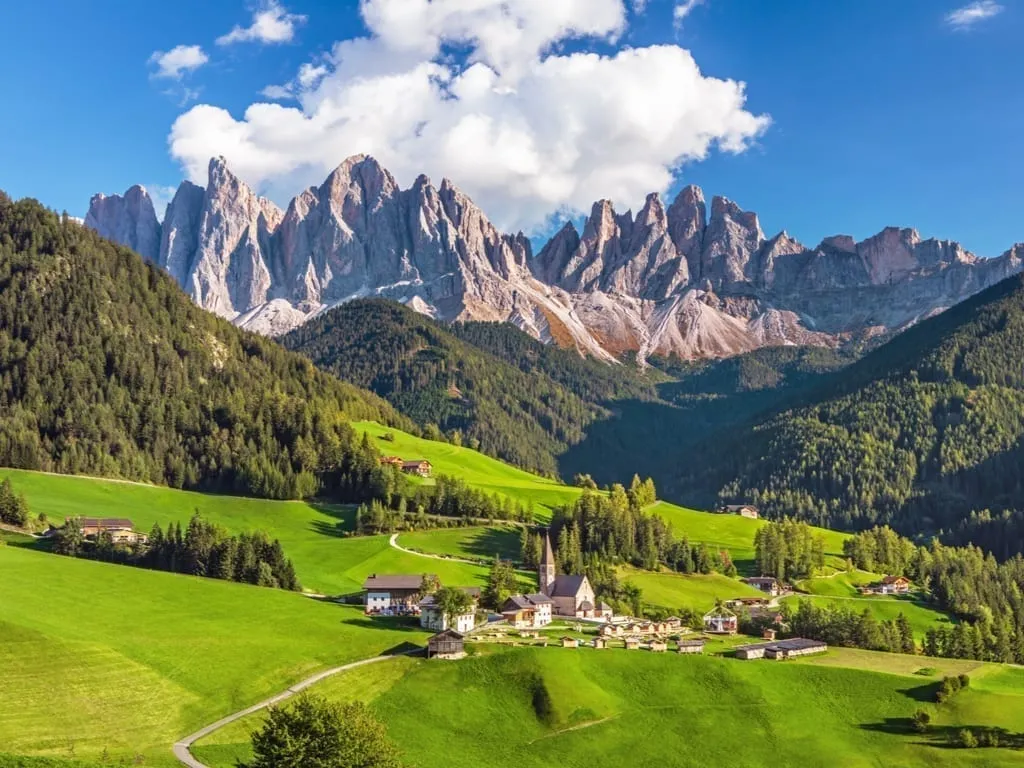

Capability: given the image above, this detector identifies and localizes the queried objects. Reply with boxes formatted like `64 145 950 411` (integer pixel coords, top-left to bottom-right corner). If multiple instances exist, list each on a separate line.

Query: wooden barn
561 636 579 648
677 639 705 655
427 629 465 660
650 640 668 653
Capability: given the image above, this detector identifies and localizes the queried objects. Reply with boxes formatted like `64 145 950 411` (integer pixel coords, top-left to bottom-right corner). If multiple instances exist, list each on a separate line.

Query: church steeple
539 530 556 595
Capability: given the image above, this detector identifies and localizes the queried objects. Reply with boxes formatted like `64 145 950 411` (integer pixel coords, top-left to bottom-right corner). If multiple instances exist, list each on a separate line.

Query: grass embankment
0 546 428 766
195 646 1024 767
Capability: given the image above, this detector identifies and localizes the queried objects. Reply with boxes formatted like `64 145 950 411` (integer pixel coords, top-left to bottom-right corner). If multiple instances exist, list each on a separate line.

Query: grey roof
549 574 587 597
363 574 432 590
428 629 464 642
75 517 134 530
724 504 757 511
743 577 779 585
734 637 826 653
678 639 705 647
525 593 552 605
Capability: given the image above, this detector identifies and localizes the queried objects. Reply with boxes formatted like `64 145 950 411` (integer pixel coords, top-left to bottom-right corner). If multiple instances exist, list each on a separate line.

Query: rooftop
74 517 134 529
363 574 433 590
734 637 827 653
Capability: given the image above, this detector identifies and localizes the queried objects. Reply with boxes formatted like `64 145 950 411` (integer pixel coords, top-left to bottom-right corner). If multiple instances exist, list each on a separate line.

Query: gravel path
388 532 481 564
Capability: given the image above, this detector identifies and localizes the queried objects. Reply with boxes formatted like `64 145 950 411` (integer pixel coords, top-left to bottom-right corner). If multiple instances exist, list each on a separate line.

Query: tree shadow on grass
454 527 520 560
340 615 426 634
860 721 1024 750
895 682 943 703
307 503 358 539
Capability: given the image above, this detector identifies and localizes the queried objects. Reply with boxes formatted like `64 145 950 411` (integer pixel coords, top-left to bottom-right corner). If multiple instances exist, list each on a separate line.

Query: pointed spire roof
541 530 555 566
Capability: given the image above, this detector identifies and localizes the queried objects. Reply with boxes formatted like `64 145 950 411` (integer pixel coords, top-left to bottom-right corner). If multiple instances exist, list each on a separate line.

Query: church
537 531 612 620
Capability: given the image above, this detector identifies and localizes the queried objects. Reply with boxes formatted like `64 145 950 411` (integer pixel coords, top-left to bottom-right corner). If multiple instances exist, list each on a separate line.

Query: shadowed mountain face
87 156 1024 363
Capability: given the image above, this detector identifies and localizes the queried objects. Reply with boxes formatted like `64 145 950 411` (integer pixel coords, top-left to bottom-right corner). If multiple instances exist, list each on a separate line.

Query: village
363 529 831 662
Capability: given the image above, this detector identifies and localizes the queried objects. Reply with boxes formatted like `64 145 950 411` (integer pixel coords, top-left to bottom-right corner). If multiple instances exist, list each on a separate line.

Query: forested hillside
0 193 408 500
283 300 656 475
684 272 1024 548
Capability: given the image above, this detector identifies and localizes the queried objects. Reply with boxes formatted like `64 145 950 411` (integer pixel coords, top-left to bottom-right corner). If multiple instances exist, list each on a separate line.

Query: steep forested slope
683 272 1024 547
0 193 408 499
283 300 657 475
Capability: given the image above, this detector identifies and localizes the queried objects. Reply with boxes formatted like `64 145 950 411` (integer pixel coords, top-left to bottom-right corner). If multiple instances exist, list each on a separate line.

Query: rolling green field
782 594 956 640
797 569 882 596
193 646 1024 768
0 545 429 766
618 566 765 612
0 469 495 595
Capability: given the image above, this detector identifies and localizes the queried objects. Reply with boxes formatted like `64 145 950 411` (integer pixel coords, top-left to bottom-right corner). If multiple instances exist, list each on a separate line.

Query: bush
911 710 931 733
958 728 978 749
957 673 971 689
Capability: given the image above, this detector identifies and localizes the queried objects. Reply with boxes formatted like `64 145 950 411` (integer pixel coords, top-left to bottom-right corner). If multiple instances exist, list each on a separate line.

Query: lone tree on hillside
241 695 402 768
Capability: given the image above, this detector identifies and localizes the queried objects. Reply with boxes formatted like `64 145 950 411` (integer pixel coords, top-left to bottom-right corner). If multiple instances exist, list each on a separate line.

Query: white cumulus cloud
168 0 770 232
673 0 706 26
945 1 1003 29
149 45 209 79
217 1 306 45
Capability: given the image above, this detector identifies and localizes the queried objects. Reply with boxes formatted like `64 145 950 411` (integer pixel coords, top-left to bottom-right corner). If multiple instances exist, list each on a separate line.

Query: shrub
911 710 931 733
958 729 978 749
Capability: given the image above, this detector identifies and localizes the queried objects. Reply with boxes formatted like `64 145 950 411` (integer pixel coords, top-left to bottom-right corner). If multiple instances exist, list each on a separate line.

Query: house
72 517 145 544
650 640 668 653
726 596 770 609
880 575 911 595
742 577 782 597
722 504 759 519
734 637 827 660
427 629 465 660
501 594 552 629
703 607 738 635
419 589 478 634
664 617 682 630
593 637 608 649
402 460 432 478
561 636 579 648
379 456 404 468
677 639 705 654
624 636 641 650
362 574 432 615
537 532 607 618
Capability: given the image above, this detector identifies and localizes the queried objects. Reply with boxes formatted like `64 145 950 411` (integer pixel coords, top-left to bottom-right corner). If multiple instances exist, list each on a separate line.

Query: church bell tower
539 530 556 595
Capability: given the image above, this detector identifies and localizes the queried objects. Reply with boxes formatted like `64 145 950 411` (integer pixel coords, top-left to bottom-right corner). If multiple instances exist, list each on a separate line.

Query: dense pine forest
684 273 1024 550
0 194 410 501
283 299 657 476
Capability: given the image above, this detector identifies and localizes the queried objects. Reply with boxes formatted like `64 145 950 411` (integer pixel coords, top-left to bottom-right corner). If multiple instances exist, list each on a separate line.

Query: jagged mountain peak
86 155 1024 365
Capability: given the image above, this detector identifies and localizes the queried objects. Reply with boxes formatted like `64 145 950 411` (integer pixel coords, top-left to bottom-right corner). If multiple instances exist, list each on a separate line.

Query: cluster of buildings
733 637 827 660
379 456 433 477
719 504 760 519
48 517 148 545
361 573 480 633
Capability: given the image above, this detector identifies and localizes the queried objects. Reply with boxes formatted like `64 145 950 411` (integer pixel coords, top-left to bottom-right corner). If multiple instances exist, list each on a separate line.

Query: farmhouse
419 590 478 634
734 637 827 660
677 639 705 654
501 594 552 629
703 607 738 634
593 637 608 649
362 574 432 615
561 636 579 648
72 517 146 545
379 456 404 467
742 577 782 596
427 629 465 660
650 640 668 653
880 575 911 595
537 532 612 618
402 460 432 477
722 504 760 519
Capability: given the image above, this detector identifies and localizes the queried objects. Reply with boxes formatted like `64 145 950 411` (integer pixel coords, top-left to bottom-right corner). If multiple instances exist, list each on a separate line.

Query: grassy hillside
0 469 494 595
782 594 956 640
194 646 1024 768
0 546 428 766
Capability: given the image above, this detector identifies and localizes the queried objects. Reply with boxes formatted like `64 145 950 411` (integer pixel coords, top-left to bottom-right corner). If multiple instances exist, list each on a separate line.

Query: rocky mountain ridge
86 156 1024 362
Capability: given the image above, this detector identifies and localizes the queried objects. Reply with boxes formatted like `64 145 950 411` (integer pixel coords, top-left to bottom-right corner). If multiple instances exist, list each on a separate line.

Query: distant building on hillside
427 629 465 660
537 531 612 619
677 639 705 654
402 460 432 477
363 574 433 615
71 517 146 545
379 456 404 468
742 577 782 597
880 575 911 595
721 504 760 519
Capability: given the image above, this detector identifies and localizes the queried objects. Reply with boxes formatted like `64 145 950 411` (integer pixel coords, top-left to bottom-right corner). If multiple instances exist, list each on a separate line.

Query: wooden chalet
741 577 782 597
363 574 432 615
650 640 668 653
502 594 553 629
561 636 579 648
880 575 911 595
427 629 465 660
402 460 432 478
722 504 760 519
72 517 145 544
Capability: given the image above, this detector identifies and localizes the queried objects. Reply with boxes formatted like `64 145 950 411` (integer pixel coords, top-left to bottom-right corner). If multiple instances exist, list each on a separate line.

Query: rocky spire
84 185 160 263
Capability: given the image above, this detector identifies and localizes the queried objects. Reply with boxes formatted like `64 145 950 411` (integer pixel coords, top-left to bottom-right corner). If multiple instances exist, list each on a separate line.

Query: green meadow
618 566 764 612
782 593 956 639
0 545 429 766
397 525 522 562
194 646 1024 768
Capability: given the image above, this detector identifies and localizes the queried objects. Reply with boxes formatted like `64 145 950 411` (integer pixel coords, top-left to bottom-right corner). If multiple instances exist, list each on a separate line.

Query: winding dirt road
172 654 407 767
388 532 481 564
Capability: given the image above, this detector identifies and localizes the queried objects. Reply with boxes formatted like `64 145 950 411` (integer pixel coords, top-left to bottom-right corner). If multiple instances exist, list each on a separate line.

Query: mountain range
86 155 1024 362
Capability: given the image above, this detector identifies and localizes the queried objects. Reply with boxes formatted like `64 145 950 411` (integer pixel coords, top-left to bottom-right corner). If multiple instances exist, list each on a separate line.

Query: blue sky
1 0 1019 256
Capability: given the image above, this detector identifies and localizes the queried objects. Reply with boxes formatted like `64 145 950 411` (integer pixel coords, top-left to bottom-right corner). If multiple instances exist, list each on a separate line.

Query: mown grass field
798 569 881 596
194 645 1024 768
0 545 429 766
618 566 765 612
397 525 521 562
